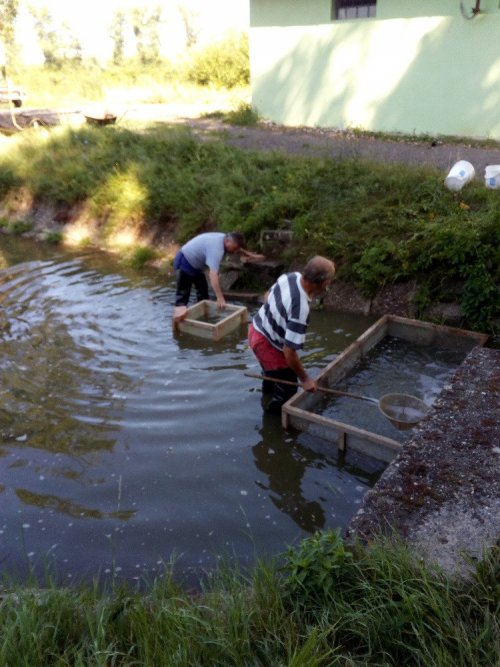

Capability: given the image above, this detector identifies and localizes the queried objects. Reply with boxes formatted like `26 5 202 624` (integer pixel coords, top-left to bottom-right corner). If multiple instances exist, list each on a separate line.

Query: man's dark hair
303 256 335 285
226 232 246 248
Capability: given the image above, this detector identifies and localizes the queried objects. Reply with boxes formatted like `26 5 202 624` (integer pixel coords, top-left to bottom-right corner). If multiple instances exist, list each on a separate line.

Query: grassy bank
0 122 498 333
1 533 497 666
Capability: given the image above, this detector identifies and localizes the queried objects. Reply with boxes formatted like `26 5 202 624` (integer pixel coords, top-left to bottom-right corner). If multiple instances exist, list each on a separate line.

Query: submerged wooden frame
282 315 488 463
174 300 248 341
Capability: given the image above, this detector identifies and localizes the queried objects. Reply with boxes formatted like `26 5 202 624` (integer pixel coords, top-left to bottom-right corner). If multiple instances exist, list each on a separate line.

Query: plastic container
484 165 500 189
444 160 475 191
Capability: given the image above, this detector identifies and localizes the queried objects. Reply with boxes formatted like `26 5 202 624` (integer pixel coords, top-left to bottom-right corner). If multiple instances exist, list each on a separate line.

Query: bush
127 246 156 270
224 103 260 126
186 33 249 88
282 529 355 607
282 534 500 666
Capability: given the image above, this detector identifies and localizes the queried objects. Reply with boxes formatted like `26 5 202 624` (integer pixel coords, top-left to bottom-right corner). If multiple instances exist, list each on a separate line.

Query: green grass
126 245 157 270
223 102 261 126
0 535 497 666
0 121 498 333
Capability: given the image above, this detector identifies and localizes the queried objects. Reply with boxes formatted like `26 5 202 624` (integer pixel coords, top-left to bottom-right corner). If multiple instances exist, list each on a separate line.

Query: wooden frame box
282 315 488 463
175 300 248 341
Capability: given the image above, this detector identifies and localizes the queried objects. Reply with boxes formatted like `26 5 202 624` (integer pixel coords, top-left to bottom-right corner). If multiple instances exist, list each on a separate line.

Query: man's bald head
302 256 336 286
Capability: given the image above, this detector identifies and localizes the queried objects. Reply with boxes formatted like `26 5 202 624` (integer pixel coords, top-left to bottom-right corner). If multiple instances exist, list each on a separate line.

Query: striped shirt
253 272 310 351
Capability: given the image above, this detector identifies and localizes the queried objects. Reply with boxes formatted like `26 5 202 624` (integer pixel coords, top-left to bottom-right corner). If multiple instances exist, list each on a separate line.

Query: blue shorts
173 251 203 277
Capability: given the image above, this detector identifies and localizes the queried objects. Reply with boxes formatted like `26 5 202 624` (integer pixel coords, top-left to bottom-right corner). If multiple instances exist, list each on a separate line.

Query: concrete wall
249 1 500 139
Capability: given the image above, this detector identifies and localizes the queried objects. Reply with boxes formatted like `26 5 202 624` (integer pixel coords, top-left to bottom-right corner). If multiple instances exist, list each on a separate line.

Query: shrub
186 33 249 88
282 529 355 607
44 231 63 244
224 103 260 127
127 246 156 270
1 122 498 333
5 219 33 235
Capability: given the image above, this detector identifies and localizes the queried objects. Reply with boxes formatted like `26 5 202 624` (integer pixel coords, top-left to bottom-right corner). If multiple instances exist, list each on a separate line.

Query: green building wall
249 1 500 139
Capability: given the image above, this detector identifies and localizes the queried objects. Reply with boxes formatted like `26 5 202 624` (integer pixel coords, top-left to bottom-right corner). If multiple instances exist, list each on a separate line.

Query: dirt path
173 115 500 178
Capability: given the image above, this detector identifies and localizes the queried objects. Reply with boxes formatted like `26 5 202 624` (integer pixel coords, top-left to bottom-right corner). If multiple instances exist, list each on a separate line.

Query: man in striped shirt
248 255 336 414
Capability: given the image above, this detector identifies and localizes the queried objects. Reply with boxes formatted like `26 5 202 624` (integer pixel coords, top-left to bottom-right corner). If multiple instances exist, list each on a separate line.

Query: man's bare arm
283 346 316 392
208 270 226 308
239 248 266 263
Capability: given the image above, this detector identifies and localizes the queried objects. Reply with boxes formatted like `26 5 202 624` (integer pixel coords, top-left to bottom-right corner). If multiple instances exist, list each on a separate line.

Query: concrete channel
347 346 500 575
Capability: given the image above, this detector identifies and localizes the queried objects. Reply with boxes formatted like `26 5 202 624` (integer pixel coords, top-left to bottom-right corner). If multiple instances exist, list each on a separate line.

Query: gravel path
176 116 500 179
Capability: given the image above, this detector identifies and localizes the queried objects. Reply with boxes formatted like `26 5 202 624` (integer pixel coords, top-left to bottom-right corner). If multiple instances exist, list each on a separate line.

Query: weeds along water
0 536 497 666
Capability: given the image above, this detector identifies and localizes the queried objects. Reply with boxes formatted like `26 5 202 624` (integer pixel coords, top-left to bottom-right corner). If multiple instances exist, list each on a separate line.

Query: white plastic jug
444 160 475 191
484 165 500 190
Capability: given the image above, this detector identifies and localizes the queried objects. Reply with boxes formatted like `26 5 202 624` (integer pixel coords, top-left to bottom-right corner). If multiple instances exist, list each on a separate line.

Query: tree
29 4 82 68
0 0 19 71
110 9 126 66
131 5 163 64
178 3 200 49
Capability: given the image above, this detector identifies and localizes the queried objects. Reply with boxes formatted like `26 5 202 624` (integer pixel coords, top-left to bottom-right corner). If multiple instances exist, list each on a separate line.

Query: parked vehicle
0 81 26 108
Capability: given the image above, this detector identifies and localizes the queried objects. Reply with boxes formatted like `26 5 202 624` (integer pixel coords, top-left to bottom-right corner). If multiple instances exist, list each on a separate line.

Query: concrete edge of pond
346 346 500 576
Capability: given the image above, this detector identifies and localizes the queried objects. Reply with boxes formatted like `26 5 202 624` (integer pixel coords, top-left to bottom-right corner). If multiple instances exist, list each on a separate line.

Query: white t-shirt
181 232 226 272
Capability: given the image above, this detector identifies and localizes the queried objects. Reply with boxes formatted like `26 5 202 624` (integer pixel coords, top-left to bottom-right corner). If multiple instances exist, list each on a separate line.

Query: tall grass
0 536 497 666
0 122 498 332
15 61 244 109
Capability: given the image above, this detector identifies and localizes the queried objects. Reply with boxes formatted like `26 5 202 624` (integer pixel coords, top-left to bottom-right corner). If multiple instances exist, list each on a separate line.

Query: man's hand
216 295 226 309
300 375 317 393
240 250 266 264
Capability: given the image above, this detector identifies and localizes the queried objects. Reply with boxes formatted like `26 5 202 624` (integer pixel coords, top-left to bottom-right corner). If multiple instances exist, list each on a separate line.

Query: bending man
248 255 335 414
174 231 263 309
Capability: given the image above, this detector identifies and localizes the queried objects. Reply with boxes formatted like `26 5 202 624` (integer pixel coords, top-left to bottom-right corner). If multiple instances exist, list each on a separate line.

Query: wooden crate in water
175 300 248 341
282 315 488 463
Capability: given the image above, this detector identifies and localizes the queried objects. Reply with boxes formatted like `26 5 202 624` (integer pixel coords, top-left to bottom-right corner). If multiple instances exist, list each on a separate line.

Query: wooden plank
177 320 214 339
285 316 388 415
338 430 346 452
213 314 241 340
185 301 206 320
387 315 489 347
319 316 387 380
284 406 401 463
285 406 401 451
222 291 262 303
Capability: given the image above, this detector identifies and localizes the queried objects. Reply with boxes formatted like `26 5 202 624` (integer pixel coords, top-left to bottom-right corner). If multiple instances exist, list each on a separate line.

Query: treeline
0 0 249 88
